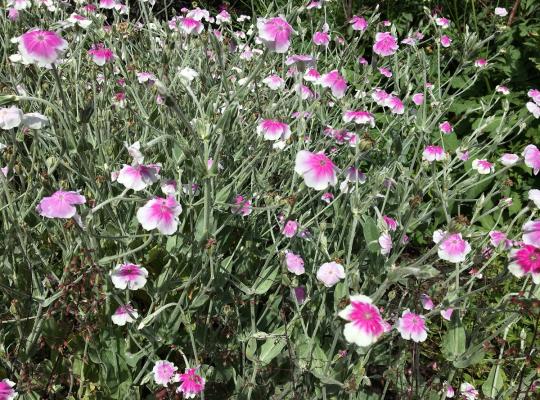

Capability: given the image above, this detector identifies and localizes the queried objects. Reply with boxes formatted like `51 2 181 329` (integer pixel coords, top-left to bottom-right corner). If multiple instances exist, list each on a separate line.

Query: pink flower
508 245 540 283
0 107 23 130
420 294 434 310
316 262 345 287
257 17 293 53
529 189 540 208
216 10 231 24
231 195 252 216
187 7 211 22
358 56 368 65
99 0 117 9
338 295 388 346
386 95 404 114
445 383 455 398
295 84 314 100
319 70 347 98
494 7 508 17
8 8 19 21
18 29 68 67
495 85 510 95
136 196 182 235
440 35 452 47
423 145 446 162
178 17 204 35
88 44 114 66
161 179 177 195
304 68 321 82
294 150 338 190
110 263 148 290
349 15 367 31
373 32 398 57
117 164 160 191
282 220 299 238
396 310 428 342
262 74 284 90
528 89 540 104
435 17 450 28
474 58 487 68
0 379 16 400
457 148 470 161
339 166 366 193
378 67 392 77
306 1 322 9
153 360 178 386
8 0 29 10
472 159 494 174
412 93 424 105
111 304 138 326
499 153 519 166
313 31 330 46
460 382 479 400
440 308 454 321
439 121 453 134
489 231 512 249
523 144 540 174
37 190 86 219
383 216 398 231
433 230 471 263
176 368 205 398
321 192 334 203
285 54 315 70
372 88 389 106
343 110 375 127
378 233 393 255
522 220 540 248
527 102 540 118
257 119 291 141
284 251 304 275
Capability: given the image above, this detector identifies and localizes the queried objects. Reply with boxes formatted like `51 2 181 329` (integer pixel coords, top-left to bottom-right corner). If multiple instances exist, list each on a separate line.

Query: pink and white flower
489 231 512 249
433 230 471 263
343 110 375 127
494 7 508 17
136 196 182 235
460 382 479 400
529 189 540 208
99 0 117 9
350 15 368 31
378 67 392 77
440 35 452 47
216 10 231 24
0 379 16 400
257 119 291 141
445 383 455 398
378 233 393 255
110 263 148 290
412 93 424 105
435 17 450 28
37 190 86 219
117 164 160 191
383 216 398 231
294 150 338 190
319 70 347 98
338 295 388 347
284 251 304 275
67 13 92 29
441 308 454 321
282 220 299 238
423 145 446 162
316 261 345 287
471 159 494 174
522 220 540 248
386 95 405 114
373 32 398 56
18 29 68 67
262 74 284 90
495 85 510 95
231 195 252 216
153 360 178 386
111 304 138 326
372 88 390 106
474 58 487 68
321 192 334 203
420 294 434 310
88 44 114 66
526 102 540 118
257 16 294 53
439 121 453 134
523 144 540 174
528 89 540 104
8 0 29 10
500 153 519 166
508 245 540 284
176 17 204 35
313 31 330 46
0 107 23 130
396 310 428 342
176 368 205 398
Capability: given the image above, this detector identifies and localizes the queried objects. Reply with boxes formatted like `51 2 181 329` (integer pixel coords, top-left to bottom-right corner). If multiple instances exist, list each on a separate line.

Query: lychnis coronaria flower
257 16 293 53
176 368 205 398
294 150 338 190
257 119 291 141
284 251 305 275
316 261 345 287
18 29 67 67
37 190 86 219
433 230 471 263
110 263 148 290
117 163 160 191
153 360 178 386
111 304 138 326
136 196 182 235
396 310 428 342
339 295 388 347
508 245 540 284
373 32 398 56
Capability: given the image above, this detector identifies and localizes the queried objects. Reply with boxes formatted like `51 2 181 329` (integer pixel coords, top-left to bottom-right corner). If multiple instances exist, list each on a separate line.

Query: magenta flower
423 145 446 162
0 379 16 400
420 294 434 310
528 89 540 104
378 67 392 77
372 88 390 106
88 44 114 66
508 245 540 284
8 8 19 21
117 164 160 191
412 93 424 106
350 15 368 31
321 192 334 203
495 85 510 95
435 17 450 28
67 13 92 28
153 360 178 386
522 220 540 248
295 84 315 100
282 220 299 238
216 10 231 24
373 32 398 56
439 121 453 134
338 295 387 347
18 29 67 67
262 74 284 90
0 107 23 130
316 262 345 287
136 196 182 235
319 70 348 99
433 230 471 263
37 190 86 219
396 310 428 342
343 110 375 127
499 153 519 166
489 231 512 249
178 17 204 35
99 0 117 9
386 95 404 114
471 159 494 174
313 31 330 46
294 150 338 190
176 368 205 398
231 195 252 216
440 35 452 47
378 233 393 255
441 308 454 321
304 68 321 82
460 382 479 400
284 251 305 275
523 144 540 175
110 263 148 290
257 119 291 141
474 58 487 68
445 383 455 398
257 16 293 53
383 216 398 231
111 304 138 326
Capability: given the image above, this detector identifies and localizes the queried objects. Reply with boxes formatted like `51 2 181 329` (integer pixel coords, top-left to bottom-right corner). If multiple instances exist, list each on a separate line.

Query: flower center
363 312 372 320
